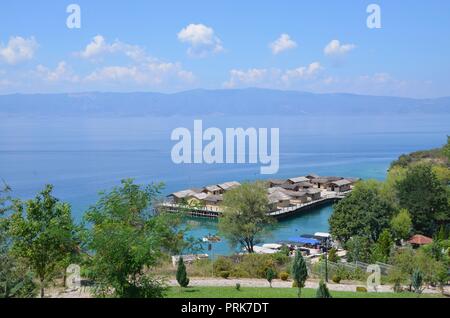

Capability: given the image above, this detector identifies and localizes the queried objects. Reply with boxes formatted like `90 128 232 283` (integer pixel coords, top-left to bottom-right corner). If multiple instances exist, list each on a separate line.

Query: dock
157 191 349 219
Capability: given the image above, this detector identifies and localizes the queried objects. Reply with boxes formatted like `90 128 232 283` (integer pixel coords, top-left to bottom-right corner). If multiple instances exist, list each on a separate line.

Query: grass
165 286 444 298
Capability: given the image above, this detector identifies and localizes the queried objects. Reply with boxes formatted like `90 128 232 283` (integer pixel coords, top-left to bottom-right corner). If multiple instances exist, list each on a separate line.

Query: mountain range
1 88 449 117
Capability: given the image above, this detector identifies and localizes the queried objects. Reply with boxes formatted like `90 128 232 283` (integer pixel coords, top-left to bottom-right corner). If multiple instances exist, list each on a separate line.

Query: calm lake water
1 114 449 255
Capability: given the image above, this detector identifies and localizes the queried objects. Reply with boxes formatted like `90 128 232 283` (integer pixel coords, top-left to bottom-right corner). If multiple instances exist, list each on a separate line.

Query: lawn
166 286 443 298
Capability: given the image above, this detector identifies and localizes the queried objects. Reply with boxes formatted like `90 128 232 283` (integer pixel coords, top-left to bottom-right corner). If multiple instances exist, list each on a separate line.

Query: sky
0 0 450 98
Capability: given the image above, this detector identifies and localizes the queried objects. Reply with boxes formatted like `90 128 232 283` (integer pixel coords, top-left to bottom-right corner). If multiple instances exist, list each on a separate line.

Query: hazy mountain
0 88 449 117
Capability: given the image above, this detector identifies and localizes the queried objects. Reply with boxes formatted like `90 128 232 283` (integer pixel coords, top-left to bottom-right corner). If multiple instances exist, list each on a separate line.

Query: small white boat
262 243 283 250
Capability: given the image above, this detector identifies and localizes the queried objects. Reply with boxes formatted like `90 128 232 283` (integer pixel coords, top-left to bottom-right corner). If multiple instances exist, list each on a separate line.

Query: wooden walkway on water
157 192 349 219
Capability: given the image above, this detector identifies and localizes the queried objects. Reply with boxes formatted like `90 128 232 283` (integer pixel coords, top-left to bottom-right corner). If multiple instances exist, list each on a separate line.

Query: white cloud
282 62 322 83
223 62 322 88
85 61 195 86
0 36 38 64
77 35 145 61
177 24 223 57
35 61 79 82
270 34 297 55
324 40 356 56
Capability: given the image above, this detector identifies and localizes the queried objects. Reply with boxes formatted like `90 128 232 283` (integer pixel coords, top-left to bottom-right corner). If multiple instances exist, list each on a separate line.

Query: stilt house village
162 174 359 218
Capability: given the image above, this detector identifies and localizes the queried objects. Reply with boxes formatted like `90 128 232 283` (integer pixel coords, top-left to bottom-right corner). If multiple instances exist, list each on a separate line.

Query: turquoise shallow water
0 114 449 255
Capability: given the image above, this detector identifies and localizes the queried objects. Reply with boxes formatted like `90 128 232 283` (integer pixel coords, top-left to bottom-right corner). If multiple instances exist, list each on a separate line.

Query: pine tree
266 268 276 288
316 280 332 298
292 251 308 298
411 269 423 294
176 257 189 288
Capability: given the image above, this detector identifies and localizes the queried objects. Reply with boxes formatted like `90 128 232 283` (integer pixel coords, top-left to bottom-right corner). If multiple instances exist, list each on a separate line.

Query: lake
0 114 449 255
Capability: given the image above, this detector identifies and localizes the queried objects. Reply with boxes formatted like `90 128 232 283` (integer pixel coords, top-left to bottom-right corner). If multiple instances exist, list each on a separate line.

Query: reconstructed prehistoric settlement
159 174 359 219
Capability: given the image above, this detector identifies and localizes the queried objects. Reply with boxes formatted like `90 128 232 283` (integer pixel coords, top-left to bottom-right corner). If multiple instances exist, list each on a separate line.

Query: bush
332 275 341 284
235 283 241 291
219 271 230 279
292 280 298 288
213 257 233 274
279 272 289 281
356 286 367 293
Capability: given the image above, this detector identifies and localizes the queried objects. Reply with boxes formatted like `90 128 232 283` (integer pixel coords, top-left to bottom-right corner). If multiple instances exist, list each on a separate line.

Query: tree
390 209 412 242
442 136 450 161
292 251 308 298
9 185 77 298
84 179 182 298
371 229 394 263
316 280 332 298
266 267 276 288
396 164 449 236
345 236 372 263
176 257 189 288
0 183 37 298
218 182 272 253
329 180 395 243
411 269 423 294
327 248 339 263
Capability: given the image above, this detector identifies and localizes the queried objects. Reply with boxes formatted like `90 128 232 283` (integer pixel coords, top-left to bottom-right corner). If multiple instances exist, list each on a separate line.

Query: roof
170 189 198 199
204 185 222 192
288 237 321 245
288 176 310 183
330 179 352 187
408 235 433 245
218 181 241 191
192 192 208 200
306 174 320 179
268 190 292 203
267 179 286 185
311 177 343 184
203 195 223 203
281 189 307 198
314 232 331 238
306 188 322 195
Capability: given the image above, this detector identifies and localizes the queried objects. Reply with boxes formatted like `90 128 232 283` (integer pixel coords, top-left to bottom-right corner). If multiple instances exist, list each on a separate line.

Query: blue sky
1 0 450 97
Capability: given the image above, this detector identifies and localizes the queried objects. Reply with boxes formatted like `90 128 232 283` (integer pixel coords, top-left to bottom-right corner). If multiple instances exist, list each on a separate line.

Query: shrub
332 275 341 284
316 280 332 298
292 280 298 288
266 268 277 287
176 257 189 288
328 248 339 263
219 271 230 279
213 257 233 274
356 286 367 293
279 272 289 281
235 283 241 291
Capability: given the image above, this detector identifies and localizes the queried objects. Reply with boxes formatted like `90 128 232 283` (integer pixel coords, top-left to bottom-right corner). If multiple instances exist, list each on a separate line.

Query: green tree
84 179 182 298
390 209 412 241
316 280 332 298
0 184 37 298
292 251 308 298
396 164 449 236
411 269 423 294
327 248 339 263
345 236 372 263
218 182 272 253
371 229 394 263
8 185 77 298
442 136 450 161
176 257 189 288
329 180 395 243
266 267 276 288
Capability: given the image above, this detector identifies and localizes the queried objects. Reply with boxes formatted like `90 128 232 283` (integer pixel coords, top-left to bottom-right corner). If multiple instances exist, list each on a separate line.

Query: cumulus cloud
270 34 297 55
324 40 356 56
223 62 322 88
85 61 195 86
77 35 145 61
177 24 223 57
35 61 79 82
0 36 38 64
282 62 322 83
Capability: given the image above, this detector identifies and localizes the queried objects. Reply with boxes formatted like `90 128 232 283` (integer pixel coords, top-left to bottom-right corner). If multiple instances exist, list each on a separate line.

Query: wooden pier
157 192 349 219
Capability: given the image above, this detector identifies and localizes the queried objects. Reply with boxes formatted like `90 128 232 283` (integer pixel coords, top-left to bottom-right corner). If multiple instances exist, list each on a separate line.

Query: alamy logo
171 120 279 174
